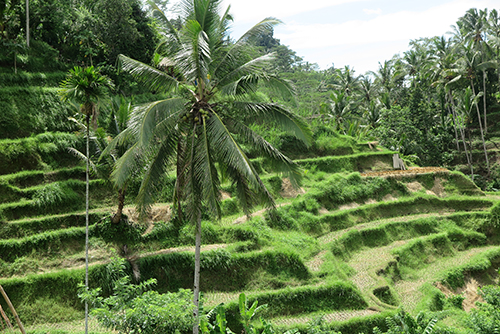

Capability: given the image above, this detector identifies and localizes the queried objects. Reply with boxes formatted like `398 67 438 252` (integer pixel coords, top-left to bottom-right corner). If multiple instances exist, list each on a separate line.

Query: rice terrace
1 0 500 334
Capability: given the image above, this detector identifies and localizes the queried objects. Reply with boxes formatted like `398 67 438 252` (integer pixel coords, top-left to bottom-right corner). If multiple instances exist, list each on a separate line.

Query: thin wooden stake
0 285 26 334
0 303 13 330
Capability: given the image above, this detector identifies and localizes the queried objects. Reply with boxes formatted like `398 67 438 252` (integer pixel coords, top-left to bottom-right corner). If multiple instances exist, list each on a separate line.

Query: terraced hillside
1 119 499 334
0 74 499 334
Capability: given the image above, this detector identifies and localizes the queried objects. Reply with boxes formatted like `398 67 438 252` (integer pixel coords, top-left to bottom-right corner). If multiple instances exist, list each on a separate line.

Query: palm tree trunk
192 209 201 334
111 188 125 224
483 69 487 133
447 93 460 152
471 80 490 175
85 115 90 334
450 93 473 179
26 0 29 47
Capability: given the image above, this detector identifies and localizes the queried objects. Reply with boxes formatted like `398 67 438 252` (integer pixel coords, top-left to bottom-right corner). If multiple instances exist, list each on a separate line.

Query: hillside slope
1 121 499 334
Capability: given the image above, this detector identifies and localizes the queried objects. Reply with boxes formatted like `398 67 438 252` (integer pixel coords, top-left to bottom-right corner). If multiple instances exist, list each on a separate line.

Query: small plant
78 258 194 334
447 295 465 310
201 293 275 334
32 182 78 209
373 309 437 334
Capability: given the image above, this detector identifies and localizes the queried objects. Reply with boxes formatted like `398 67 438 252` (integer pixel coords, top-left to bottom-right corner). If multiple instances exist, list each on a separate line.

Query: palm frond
226 119 302 187
175 20 212 85
212 17 281 74
148 0 181 42
112 142 142 188
127 98 185 146
135 134 178 213
195 121 222 217
258 73 297 103
234 102 313 145
206 113 274 211
118 55 179 92
67 147 99 176
216 53 274 91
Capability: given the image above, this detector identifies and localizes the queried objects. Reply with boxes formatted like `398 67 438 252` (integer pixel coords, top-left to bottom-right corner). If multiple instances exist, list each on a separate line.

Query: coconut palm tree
334 65 360 95
456 8 490 132
60 66 113 334
111 1 311 333
319 90 353 133
452 44 490 174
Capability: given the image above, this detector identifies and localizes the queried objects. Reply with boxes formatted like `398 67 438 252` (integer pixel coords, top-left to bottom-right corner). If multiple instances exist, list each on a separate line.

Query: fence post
0 303 14 330
0 285 26 334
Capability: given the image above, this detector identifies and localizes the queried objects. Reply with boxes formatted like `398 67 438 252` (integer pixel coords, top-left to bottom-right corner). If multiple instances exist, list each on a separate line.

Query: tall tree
457 8 490 132
60 66 113 334
112 1 311 333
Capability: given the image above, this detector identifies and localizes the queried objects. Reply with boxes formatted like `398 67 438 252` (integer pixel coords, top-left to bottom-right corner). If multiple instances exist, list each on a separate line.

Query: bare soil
361 167 449 178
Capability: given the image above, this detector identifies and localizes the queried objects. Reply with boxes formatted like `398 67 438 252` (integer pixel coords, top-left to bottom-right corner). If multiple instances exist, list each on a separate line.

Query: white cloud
220 0 366 23
363 8 382 15
276 1 490 49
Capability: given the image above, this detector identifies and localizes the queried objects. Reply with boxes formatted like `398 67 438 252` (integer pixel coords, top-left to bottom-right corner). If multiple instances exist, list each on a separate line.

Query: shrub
80 258 194 334
447 295 465 310
32 182 79 209
94 216 143 246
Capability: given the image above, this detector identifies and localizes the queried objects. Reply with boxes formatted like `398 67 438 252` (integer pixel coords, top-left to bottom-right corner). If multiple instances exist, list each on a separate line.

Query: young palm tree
60 66 113 334
112 1 311 333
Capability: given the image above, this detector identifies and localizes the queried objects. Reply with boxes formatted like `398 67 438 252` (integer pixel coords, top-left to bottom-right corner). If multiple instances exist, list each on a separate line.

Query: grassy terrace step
296 151 395 173
0 179 114 221
0 72 67 87
285 194 494 236
391 232 488 268
0 87 77 139
0 132 82 174
0 212 106 239
275 311 395 334
221 283 367 331
0 249 311 316
439 246 500 289
330 216 490 261
0 226 88 262
0 172 88 203
0 166 85 189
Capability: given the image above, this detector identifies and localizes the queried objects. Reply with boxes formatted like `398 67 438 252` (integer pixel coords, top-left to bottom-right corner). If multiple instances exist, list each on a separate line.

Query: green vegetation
1 1 500 334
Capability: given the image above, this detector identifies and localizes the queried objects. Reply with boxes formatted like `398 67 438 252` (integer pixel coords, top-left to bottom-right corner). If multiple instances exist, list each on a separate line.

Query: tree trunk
26 0 29 48
175 140 184 224
192 209 202 334
111 188 125 224
85 115 90 334
450 93 474 179
483 69 487 133
471 80 490 175
447 93 460 152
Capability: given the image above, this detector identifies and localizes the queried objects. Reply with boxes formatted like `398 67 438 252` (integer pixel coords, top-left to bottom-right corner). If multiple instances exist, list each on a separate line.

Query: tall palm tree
112 1 311 333
320 90 353 133
487 9 500 94
334 65 360 95
60 66 113 334
456 8 490 132
453 45 490 174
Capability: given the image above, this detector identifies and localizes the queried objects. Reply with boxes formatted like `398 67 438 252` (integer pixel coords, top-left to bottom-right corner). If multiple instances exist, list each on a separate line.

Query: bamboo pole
0 285 26 334
0 303 13 330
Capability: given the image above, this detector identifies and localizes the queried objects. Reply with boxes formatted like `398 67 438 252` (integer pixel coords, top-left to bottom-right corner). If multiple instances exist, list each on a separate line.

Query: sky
169 0 499 74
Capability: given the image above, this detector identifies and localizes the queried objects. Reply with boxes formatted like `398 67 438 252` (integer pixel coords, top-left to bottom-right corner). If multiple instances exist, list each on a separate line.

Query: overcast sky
170 0 499 74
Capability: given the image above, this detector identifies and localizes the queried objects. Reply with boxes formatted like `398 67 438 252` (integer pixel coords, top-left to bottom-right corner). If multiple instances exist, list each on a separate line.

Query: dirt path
271 309 379 326
347 241 407 306
361 167 449 178
231 202 291 224
393 245 499 313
